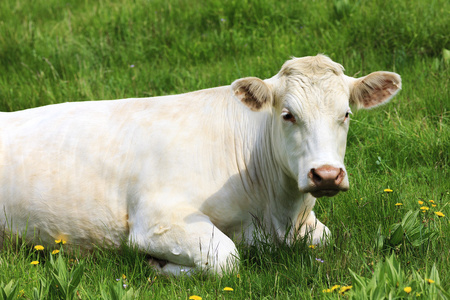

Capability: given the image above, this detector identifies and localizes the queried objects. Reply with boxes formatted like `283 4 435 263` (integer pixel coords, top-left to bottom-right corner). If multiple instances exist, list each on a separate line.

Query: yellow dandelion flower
404 287 412 294
122 274 127 280
189 296 202 300
52 249 60 254
418 200 424 205
435 211 445 217
55 239 61 244
432 204 437 207
420 206 429 211
429 200 435 203
223 287 234 292
62 240 67 244
322 289 332 293
30 261 39 265
384 189 393 193
426 279 435 284
339 286 352 294
309 245 316 249
331 285 341 291
34 245 44 251
395 203 403 206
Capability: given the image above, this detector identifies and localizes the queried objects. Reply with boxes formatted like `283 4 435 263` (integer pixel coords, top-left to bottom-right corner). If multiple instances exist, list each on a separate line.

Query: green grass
0 0 449 298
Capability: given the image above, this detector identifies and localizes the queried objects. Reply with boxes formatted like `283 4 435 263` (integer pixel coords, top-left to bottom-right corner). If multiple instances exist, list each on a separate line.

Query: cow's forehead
279 55 344 78
277 55 349 115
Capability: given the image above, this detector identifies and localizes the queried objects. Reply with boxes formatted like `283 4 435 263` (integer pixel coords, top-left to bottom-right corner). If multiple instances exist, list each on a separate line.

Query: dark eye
344 109 352 121
283 113 293 120
281 112 296 123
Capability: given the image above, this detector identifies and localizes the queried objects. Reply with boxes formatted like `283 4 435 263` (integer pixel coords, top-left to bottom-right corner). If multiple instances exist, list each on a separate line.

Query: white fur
0 55 400 275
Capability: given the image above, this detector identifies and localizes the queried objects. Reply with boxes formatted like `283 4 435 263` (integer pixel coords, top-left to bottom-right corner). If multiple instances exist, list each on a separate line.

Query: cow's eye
344 109 352 121
281 112 296 123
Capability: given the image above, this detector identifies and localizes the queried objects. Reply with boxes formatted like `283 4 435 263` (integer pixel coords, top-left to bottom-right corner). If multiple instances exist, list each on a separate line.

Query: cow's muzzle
307 165 348 198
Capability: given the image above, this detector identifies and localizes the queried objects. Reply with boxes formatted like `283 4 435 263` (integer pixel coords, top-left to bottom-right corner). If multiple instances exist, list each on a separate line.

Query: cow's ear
231 77 273 111
347 71 401 109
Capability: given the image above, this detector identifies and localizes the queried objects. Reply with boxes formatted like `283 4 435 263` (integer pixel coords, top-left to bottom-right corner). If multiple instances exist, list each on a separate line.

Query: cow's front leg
297 211 330 245
129 208 239 276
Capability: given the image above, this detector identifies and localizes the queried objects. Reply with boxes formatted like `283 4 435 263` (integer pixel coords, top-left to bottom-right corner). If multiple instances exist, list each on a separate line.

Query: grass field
0 0 449 298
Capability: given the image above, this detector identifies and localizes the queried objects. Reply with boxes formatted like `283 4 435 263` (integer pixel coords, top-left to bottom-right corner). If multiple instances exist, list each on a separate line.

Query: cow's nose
309 166 345 189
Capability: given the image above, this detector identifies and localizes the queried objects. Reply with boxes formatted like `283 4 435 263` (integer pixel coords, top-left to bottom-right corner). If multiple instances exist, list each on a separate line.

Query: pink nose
309 166 345 189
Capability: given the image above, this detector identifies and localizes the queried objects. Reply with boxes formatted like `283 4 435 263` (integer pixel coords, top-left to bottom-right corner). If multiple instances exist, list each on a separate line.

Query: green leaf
375 225 385 250
389 224 404 246
68 262 85 296
0 280 19 300
443 49 450 64
401 210 419 231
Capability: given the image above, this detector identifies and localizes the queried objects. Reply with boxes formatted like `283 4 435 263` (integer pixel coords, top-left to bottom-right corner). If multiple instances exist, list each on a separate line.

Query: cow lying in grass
0 55 401 275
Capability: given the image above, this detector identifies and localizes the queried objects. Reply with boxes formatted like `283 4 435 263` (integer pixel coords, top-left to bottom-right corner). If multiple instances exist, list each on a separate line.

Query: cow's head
232 55 401 198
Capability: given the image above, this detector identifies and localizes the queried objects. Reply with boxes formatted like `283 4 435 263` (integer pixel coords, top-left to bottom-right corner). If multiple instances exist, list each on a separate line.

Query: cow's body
0 55 401 275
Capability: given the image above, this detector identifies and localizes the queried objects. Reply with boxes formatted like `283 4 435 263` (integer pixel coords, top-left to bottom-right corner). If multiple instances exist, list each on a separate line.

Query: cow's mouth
310 189 340 198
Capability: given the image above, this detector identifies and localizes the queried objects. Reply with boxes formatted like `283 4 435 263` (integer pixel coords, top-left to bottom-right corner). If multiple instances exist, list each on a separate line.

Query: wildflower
130 64 135 68
189 296 202 300
331 285 341 291
52 249 60 254
122 274 127 280
220 18 226 22
237 274 241 279
34 245 44 251
55 239 66 244
435 211 445 217
420 206 429 211
418 200 424 205
55 239 61 244
432 204 437 207
339 286 352 294
322 289 332 293
426 279 435 284
309 245 316 249
223 287 234 292
315 258 324 263
429 200 435 203
123 284 128 289
395 203 403 206
404 287 412 293
30 261 39 265
384 189 393 193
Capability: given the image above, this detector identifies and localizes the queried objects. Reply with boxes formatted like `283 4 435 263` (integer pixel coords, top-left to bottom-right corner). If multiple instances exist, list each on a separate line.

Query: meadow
0 0 449 298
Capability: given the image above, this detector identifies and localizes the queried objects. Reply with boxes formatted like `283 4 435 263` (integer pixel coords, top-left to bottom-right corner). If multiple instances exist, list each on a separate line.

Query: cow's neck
236 108 306 242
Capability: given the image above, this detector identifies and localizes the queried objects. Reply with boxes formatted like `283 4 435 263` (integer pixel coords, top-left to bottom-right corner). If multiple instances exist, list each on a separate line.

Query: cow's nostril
311 168 322 185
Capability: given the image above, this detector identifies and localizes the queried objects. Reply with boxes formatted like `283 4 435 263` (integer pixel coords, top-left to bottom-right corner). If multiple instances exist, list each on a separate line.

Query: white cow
0 55 401 275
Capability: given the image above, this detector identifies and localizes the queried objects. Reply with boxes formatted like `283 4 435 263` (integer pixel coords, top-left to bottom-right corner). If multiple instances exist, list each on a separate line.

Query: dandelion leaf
389 224 404 246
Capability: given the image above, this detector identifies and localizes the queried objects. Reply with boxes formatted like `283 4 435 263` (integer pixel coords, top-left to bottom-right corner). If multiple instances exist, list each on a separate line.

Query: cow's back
0 87 252 247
